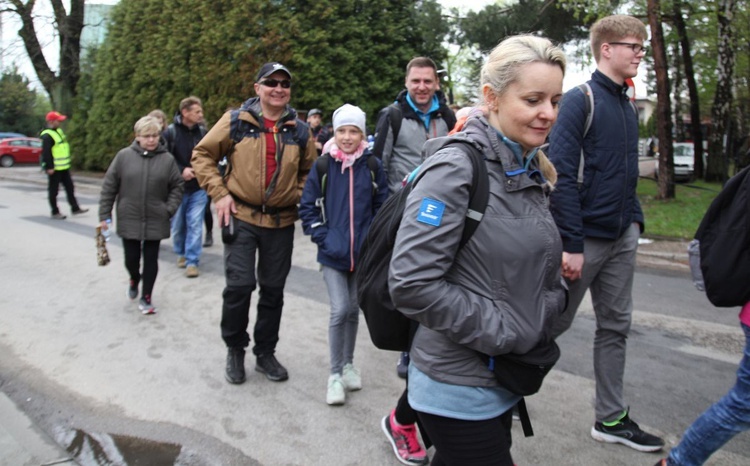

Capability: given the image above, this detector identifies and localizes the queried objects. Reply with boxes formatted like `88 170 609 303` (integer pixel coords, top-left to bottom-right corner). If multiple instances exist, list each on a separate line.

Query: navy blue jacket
548 70 645 253
299 151 388 272
163 115 207 193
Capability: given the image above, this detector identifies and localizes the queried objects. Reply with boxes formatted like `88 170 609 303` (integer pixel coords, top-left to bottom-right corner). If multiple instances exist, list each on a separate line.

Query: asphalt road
0 166 747 465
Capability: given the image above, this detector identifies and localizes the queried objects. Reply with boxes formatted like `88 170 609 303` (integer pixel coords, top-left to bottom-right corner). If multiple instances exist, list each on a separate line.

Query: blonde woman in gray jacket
99 116 184 314
388 35 567 465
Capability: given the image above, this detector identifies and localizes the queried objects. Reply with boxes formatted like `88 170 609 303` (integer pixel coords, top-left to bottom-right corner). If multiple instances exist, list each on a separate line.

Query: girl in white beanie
299 104 389 405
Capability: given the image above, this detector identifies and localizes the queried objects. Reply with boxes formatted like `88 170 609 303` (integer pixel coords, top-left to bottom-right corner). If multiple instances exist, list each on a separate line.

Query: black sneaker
203 230 213 247
396 352 409 379
591 414 664 452
255 354 288 382
51 212 67 220
72 208 89 215
225 347 246 384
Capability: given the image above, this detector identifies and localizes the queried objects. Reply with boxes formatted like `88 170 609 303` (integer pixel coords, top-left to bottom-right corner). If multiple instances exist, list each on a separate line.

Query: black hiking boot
225 347 246 384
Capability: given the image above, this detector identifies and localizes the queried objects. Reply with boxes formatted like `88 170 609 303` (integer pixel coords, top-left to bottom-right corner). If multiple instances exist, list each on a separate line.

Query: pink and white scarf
323 138 368 173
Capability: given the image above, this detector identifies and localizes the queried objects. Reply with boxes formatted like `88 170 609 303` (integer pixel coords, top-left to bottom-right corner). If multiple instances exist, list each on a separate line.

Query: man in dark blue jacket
164 96 208 278
548 15 664 453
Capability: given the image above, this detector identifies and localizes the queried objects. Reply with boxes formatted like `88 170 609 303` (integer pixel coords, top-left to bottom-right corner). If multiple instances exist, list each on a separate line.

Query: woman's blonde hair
147 109 168 130
480 34 566 188
134 116 162 136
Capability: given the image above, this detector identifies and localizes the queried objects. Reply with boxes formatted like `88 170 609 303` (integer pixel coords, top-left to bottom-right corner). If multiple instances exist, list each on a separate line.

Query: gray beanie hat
332 104 366 134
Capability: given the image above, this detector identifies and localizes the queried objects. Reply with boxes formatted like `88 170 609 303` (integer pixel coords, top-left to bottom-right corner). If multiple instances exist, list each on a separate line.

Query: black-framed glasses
608 42 648 54
259 78 292 89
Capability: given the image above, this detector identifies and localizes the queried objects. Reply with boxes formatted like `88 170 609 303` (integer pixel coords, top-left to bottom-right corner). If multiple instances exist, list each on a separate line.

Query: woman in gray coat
99 116 184 314
388 35 568 465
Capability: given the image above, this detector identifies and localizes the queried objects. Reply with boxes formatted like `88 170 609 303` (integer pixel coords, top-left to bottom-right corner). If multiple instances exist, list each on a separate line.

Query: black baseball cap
308 109 322 117
256 62 292 82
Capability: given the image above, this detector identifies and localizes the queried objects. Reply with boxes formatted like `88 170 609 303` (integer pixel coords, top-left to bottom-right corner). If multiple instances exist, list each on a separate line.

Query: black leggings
122 239 161 298
416 409 514 466
204 201 213 232
395 387 418 425
395 321 421 426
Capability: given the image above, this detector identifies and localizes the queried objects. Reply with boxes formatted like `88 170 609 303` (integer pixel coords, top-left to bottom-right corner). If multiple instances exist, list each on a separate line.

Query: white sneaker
341 363 362 391
326 374 345 405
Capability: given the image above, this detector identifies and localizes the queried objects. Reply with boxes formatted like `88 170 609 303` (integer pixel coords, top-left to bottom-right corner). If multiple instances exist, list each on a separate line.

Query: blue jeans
667 323 750 465
322 266 359 374
171 189 208 266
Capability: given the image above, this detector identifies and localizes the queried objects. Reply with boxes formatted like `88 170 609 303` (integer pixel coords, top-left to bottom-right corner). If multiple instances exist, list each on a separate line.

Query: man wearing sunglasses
192 62 317 385
547 15 664 454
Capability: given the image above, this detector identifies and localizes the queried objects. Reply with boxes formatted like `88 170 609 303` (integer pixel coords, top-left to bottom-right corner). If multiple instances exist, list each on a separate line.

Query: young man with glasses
192 62 317 385
547 15 665 453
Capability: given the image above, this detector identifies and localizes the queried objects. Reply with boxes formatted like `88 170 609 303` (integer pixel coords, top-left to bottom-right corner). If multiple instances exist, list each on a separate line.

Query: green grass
637 177 722 239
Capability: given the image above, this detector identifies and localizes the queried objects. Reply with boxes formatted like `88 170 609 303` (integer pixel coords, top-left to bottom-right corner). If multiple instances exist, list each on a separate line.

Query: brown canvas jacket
192 99 317 228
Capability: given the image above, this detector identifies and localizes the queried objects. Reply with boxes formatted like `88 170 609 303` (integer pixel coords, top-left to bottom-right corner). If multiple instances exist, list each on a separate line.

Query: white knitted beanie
332 104 366 134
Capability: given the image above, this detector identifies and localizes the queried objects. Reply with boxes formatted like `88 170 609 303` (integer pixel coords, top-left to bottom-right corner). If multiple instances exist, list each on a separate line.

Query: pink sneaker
381 409 429 465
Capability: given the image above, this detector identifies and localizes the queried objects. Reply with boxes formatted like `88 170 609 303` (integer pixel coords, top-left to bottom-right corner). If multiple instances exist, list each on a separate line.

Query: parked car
655 142 695 181
0 137 43 167
0 132 27 140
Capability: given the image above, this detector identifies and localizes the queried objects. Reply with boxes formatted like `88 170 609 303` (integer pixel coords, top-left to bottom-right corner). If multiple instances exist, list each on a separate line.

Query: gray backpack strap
577 83 594 189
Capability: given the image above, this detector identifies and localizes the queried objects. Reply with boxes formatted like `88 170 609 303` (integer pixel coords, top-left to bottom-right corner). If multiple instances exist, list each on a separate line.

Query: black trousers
204 201 213 232
416 409 514 466
47 169 80 214
122 239 161 298
220 219 294 355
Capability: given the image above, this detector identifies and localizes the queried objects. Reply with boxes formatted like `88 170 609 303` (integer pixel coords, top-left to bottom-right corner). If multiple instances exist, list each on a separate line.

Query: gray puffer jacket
98 140 184 240
388 115 567 388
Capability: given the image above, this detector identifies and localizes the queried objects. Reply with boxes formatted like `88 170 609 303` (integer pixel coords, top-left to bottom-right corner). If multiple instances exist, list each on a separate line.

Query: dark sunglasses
259 78 292 89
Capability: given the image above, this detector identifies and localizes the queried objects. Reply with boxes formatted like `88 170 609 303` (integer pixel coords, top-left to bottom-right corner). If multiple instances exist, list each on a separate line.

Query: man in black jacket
164 96 208 278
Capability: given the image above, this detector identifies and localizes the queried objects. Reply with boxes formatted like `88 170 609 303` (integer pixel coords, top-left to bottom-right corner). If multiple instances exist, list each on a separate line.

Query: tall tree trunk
672 42 684 142
673 0 706 179
648 0 675 199
7 0 84 115
707 0 737 183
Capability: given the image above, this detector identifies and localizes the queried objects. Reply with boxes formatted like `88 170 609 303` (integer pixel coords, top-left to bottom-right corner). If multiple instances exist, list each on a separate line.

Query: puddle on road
61 428 182 465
